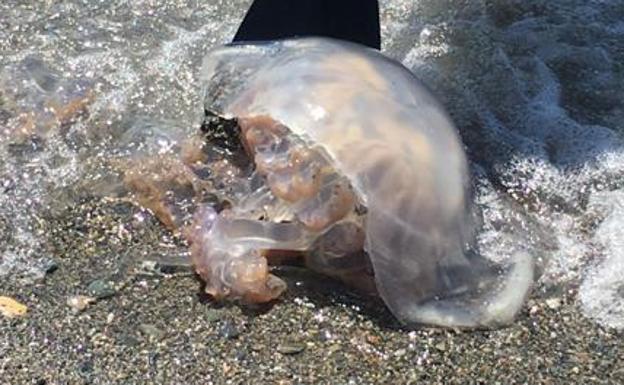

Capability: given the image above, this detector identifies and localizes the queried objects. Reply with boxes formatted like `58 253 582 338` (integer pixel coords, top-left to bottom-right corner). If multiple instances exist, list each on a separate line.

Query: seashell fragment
0 296 28 319
185 38 534 328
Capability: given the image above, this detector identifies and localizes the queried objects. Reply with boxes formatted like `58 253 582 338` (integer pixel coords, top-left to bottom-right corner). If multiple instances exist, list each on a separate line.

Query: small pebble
394 348 407 357
250 344 264 352
66 295 96 313
139 323 166 341
77 360 93 376
235 351 247 361
41 259 59 275
0 296 28 318
546 298 562 310
87 279 117 299
277 342 306 355
434 342 447 351
137 260 191 276
148 352 159 368
218 321 240 340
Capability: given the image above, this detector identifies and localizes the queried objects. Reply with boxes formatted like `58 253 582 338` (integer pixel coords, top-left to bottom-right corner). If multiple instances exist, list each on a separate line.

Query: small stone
277 342 306 355
148 352 159 367
77 360 93 376
137 260 159 274
250 344 264 352
137 260 192 276
434 342 447 351
0 296 28 318
394 348 407 357
119 333 140 347
139 323 166 341
366 335 381 345
87 279 117 299
219 321 240 340
545 298 562 310
41 259 59 275
67 295 96 313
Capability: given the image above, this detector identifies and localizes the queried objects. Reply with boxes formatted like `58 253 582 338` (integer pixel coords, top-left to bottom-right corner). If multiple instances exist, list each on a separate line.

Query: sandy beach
2 1 624 383
1 198 622 384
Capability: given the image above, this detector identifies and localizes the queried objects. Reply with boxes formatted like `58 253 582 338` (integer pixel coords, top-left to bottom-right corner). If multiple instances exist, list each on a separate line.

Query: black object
233 0 381 49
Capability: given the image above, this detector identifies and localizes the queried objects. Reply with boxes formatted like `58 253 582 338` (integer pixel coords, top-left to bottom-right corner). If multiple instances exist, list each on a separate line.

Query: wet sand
1 197 622 385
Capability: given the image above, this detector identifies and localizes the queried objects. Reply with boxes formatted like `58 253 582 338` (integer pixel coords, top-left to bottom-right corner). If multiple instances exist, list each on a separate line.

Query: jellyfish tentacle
187 205 318 302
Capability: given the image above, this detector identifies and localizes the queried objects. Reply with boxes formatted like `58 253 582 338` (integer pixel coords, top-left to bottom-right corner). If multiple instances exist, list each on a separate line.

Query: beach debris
121 37 533 329
218 320 241 340
0 296 28 318
138 323 166 341
185 37 533 328
277 341 306 355
87 278 118 299
66 295 96 313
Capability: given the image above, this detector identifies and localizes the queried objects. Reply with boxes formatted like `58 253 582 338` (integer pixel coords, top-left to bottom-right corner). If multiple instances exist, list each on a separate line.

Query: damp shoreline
1 197 623 384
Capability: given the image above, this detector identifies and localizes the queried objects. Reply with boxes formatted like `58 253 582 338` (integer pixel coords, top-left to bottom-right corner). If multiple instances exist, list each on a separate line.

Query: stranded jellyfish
141 38 533 328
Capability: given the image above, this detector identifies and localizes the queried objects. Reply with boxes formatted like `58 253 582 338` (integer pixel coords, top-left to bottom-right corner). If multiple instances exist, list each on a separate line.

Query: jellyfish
174 38 533 328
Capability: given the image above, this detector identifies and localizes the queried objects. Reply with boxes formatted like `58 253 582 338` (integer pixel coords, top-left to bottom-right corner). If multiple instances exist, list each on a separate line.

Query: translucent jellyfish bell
196 38 533 328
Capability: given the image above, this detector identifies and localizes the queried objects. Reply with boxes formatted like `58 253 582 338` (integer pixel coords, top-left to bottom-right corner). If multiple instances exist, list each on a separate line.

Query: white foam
580 190 624 329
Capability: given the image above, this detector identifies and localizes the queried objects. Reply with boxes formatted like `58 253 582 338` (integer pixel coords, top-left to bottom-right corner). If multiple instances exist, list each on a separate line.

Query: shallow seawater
1 0 623 330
